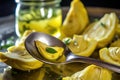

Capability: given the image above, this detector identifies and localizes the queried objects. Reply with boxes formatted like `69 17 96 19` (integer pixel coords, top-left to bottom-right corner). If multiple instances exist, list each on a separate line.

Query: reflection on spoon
25 32 120 73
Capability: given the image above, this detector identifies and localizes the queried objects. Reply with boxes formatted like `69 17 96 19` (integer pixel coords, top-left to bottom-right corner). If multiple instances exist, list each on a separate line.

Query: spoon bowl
25 32 120 73
24 32 68 64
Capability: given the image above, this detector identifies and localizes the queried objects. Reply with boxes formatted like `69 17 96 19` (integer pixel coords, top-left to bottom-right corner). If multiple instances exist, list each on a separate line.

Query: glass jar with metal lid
15 0 62 38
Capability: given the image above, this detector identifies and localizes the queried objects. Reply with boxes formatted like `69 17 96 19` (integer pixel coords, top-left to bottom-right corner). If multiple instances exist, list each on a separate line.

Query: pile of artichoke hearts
61 0 120 80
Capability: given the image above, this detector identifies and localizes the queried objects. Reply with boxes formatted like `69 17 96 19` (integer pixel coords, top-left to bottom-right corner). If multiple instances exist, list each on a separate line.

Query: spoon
25 32 120 73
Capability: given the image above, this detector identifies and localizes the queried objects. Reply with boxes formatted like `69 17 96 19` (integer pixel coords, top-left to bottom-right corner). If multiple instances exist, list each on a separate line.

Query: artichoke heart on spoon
63 65 112 80
83 13 118 48
63 35 97 57
99 47 120 66
35 40 65 62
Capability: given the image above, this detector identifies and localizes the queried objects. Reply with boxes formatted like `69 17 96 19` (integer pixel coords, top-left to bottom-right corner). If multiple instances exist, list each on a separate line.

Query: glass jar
15 0 62 38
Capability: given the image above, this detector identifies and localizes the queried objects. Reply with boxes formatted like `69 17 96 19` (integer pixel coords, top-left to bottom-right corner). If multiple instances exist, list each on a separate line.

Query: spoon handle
67 54 120 73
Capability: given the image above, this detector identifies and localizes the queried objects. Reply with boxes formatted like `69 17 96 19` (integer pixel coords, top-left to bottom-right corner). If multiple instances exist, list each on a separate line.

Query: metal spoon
25 32 120 73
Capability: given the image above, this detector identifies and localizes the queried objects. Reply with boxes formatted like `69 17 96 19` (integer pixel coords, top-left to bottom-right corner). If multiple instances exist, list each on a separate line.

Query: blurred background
61 0 120 9
0 0 16 17
0 0 120 17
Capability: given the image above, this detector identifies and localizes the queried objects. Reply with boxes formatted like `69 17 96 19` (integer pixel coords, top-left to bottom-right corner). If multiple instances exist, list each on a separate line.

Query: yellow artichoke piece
0 45 43 71
99 47 120 66
15 30 35 46
83 13 118 48
63 35 97 57
63 65 112 80
0 30 43 71
61 0 89 37
35 40 64 61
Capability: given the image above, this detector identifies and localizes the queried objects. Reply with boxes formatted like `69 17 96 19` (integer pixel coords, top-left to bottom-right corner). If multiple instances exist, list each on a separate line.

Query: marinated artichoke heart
61 0 89 37
0 45 43 71
63 65 112 80
0 30 43 71
99 47 120 66
63 35 97 57
83 13 118 48
35 40 64 61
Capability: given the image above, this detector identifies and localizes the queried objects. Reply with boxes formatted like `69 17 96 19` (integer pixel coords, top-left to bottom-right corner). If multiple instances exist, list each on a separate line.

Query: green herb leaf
100 22 106 27
64 38 71 45
46 47 57 54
